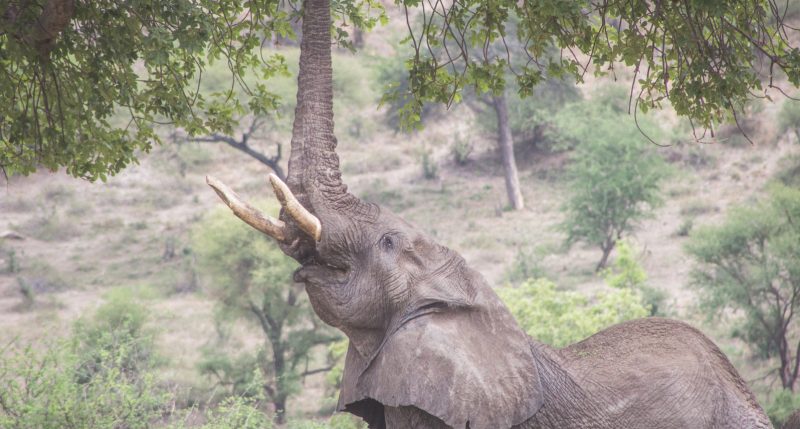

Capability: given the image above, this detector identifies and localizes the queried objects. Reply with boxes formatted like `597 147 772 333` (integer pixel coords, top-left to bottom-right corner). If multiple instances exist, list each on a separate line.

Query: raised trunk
283 0 369 244
493 92 524 211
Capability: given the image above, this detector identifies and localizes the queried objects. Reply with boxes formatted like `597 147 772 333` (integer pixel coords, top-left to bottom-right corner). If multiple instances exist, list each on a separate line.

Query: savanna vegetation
3 0 800 427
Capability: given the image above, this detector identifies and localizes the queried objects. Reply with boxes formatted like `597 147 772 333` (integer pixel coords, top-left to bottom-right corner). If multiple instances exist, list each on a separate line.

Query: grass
18 205 81 242
679 199 718 217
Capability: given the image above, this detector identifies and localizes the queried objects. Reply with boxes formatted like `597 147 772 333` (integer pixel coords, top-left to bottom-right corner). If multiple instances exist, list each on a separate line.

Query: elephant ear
337 272 543 429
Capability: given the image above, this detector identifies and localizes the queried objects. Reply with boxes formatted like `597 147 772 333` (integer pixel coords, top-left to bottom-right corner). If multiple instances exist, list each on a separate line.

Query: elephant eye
380 234 394 251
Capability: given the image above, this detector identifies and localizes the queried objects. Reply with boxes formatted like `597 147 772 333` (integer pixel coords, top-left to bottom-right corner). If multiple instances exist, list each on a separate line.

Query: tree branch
192 116 285 180
300 365 334 377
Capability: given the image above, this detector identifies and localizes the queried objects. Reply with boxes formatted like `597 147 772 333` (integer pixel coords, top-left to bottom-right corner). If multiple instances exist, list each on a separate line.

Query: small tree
686 184 800 392
193 206 339 423
559 88 668 271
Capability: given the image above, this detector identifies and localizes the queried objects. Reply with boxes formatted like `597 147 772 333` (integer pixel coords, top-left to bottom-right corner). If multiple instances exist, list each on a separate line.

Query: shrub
765 390 800 428
602 241 667 316
675 219 694 237
168 396 274 429
420 150 438 180
778 100 800 138
498 278 649 347
505 247 546 285
450 135 473 166
0 296 164 429
72 291 157 384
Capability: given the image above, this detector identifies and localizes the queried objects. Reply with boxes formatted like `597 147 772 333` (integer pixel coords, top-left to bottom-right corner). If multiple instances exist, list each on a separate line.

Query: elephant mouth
294 264 349 289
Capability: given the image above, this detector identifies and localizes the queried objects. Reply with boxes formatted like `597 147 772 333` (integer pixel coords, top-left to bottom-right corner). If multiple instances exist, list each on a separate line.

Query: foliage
498 278 649 347
72 291 157 383
0 297 164 429
0 0 386 180
169 396 274 429
505 246 546 285
766 390 800 428
286 414 366 429
676 219 694 237
420 150 439 180
450 134 473 166
775 154 800 188
193 206 339 422
686 184 800 390
392 0 800 133
503 77 580 150
375 50 443 131
778 101 800 139
602 241 666 316
559 88 669 270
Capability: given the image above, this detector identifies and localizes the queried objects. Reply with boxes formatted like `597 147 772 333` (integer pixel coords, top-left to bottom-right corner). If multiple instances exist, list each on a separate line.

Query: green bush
169 396 274 429
505 247 546 285
766 390 800 428
420 150 438 180
778 100 800 138
675 218 694 237
73 291 156 384
498 278 649 347
450 135 473 166
602 241 667 316
287 414 366 429
775 154 800 188
0 297 164 429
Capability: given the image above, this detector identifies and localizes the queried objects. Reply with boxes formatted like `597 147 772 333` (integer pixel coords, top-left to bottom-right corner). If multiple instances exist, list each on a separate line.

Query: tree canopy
2 0 800 179
395 0 800 132
0 0 383 180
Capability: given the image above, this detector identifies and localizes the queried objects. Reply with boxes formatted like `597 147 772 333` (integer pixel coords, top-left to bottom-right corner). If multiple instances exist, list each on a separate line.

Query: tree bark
492 92 524 211
596 239 615 272
3 0 75 58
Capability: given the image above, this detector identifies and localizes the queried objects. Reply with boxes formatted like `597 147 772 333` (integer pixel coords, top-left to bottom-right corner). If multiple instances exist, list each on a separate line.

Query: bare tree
193 116 285 180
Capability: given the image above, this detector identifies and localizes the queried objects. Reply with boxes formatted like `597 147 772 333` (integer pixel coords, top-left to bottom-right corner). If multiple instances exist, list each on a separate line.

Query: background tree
686 184 800 392
193 206 339 423
558 88 669 270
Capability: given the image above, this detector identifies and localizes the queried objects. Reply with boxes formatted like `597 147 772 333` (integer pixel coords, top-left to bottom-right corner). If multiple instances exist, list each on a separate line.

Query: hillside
2 39 799 420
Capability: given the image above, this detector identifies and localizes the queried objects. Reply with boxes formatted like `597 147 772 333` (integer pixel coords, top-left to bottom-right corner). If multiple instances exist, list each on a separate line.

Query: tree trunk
596 239 615 272
270 329 287 423
492 92 524 211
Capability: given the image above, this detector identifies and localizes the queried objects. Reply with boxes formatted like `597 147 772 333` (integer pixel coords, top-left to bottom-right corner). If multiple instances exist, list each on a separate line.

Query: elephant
206 0 773 427
785 411 800 429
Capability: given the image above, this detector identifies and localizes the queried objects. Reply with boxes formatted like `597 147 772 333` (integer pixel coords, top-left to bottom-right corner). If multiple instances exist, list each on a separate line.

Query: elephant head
206 1 542 427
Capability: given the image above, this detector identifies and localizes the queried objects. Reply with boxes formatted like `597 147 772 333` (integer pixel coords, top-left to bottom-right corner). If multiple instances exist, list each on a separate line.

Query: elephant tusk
206 175 287 242
268 173 322 241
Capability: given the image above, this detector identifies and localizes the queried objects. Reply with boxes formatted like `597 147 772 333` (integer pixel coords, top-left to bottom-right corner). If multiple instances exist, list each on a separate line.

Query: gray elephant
206 0 772 427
